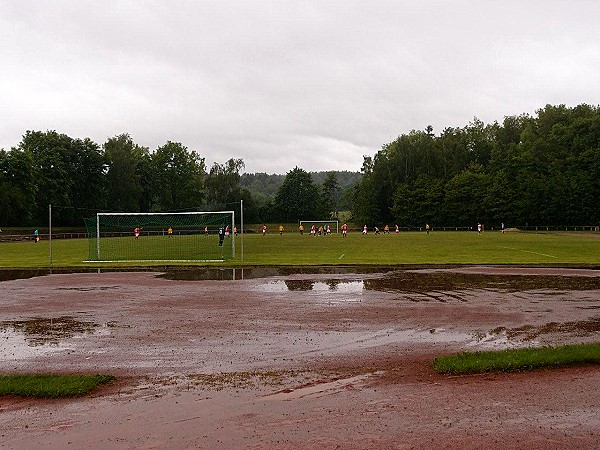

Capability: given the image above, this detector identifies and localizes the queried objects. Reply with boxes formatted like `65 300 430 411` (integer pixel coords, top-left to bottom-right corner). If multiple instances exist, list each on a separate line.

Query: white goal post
84 211 235 262
299 220 339 234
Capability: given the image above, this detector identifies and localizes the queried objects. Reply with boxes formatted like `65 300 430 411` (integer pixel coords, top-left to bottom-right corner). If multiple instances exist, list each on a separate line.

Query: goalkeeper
218 226 225 246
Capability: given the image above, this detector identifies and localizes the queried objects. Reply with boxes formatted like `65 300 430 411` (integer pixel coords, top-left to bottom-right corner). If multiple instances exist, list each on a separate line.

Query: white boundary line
497 246 558 259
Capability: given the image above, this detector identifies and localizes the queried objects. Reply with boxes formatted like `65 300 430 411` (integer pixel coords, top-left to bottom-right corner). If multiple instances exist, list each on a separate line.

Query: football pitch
1 230 600 268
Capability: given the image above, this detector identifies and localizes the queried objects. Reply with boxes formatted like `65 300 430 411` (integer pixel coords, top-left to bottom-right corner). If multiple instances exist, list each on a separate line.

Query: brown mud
1 267 599 449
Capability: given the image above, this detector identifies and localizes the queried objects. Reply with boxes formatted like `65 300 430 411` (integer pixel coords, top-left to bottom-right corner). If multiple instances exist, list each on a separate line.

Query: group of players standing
294 223 402 237
295 223 349 237
132 223 431 239
362 224 401 235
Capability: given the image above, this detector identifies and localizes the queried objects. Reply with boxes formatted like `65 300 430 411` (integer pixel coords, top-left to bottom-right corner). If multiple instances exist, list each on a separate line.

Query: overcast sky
1 1 599 174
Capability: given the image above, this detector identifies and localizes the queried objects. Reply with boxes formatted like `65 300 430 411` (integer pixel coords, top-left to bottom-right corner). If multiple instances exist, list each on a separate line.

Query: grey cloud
1 0 599 173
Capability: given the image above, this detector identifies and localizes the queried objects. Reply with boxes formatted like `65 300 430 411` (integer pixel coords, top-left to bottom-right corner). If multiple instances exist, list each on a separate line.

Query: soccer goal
84 211 235 262
299 220 339 234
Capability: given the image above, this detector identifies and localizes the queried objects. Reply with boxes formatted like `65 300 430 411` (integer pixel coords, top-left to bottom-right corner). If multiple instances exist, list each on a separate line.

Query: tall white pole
240 199 244 264
232 210 235 259
96 213 100 260
48 204 52 268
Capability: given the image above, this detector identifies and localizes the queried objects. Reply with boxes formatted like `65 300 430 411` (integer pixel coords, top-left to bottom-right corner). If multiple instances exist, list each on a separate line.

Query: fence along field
1 229 600 268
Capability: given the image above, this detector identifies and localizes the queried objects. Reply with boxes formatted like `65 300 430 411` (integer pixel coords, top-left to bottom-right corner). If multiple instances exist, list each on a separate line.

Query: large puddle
365 270 600 293
2 267 599 363
251 269 600 301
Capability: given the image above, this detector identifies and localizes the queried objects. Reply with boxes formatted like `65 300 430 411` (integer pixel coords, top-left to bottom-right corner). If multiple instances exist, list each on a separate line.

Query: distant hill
241 170 362 208
309 171 362 189
240 173 286 200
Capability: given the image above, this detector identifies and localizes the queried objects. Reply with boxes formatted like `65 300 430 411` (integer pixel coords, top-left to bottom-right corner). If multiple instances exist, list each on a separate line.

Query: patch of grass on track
433 342 600 375
0 374 115 398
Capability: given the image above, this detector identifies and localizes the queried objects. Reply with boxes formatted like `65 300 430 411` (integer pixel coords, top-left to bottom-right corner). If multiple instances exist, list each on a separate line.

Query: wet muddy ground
1 267 599 449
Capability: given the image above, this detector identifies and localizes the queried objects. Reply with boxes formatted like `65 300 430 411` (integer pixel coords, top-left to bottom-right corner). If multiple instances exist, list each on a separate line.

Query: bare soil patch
1 268 599 449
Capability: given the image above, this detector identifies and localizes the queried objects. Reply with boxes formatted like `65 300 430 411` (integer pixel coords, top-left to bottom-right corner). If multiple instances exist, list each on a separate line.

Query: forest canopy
352 104 600 228
0 131 357 226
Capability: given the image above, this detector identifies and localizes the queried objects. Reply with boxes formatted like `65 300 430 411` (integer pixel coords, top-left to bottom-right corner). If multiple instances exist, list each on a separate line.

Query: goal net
84 211 235 262
299 220 339 234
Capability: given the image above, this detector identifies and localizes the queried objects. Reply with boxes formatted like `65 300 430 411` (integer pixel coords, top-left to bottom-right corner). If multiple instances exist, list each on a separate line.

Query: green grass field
1 230 600 268
90 234 234 262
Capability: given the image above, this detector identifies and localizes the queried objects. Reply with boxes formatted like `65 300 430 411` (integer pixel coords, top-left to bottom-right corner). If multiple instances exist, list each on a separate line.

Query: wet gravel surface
1 267 599 449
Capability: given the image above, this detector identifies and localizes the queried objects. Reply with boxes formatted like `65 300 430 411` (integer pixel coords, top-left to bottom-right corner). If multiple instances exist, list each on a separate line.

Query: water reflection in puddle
252 269 600 297
259 280 364 293
365 271 600 293
0 316 99 346
0 331 73 360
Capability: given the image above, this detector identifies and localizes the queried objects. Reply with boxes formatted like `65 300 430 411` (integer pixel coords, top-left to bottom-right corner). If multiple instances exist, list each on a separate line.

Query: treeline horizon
354 103 600 228
0 131 357 227
1 103 599 228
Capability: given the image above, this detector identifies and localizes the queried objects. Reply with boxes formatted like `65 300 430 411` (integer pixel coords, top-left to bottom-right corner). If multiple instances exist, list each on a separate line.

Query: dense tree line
352 104 600 228
0 131 250 226
0 131 353 227
3 103 597 229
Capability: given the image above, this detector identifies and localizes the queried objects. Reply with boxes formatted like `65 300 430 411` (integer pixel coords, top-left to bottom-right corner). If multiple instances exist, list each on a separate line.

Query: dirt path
1 269 599 449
